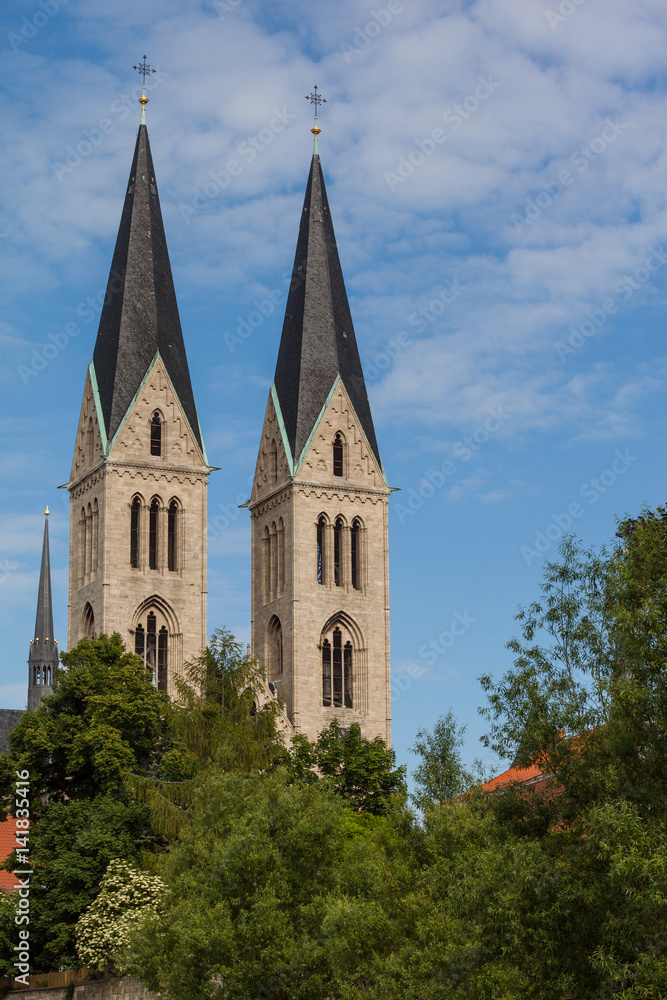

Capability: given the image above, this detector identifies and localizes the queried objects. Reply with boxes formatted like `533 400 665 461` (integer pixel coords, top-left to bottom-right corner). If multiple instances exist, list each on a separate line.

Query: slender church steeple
249 99 391 744
67 66 211 692
28 509 58 711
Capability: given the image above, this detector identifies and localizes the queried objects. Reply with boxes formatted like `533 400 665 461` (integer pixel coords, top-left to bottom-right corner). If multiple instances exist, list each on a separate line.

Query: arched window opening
146 612 157 683
130 497 141 568
317 516 325 585
344 642 353 708
85 503 92 577
322 639 332 707
351 519 360 591
269 439 278 485
277 518 285 595
79 507 87 583
334 518 343 587
168 500 178 572
135 624 145 659
333 433 344 477
83 602 95 639
91 498 99 572
149 498 160 570
150 412 162 456
269 521 277 600
262 525 270 604
267 616 283 680
157 627 168 691
332 628 343 707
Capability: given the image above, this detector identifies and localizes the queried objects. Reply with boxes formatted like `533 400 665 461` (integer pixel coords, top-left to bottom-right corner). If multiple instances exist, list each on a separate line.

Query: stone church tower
65 103 210 695
249 140 392 744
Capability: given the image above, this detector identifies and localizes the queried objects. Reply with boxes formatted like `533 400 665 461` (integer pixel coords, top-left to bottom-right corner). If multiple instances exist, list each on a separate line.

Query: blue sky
1 0 666 782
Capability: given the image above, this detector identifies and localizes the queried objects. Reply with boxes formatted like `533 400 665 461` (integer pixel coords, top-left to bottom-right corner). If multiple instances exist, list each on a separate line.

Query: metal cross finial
133 55 156 87
305 85 327 114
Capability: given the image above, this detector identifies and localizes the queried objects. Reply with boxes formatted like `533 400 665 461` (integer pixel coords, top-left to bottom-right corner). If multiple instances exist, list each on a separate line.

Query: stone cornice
249 479 389 518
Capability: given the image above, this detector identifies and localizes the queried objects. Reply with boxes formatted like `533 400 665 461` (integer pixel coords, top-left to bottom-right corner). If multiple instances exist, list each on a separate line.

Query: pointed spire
34 511 54 642
91 121 203 451
273 151 381 468
28 511 59 711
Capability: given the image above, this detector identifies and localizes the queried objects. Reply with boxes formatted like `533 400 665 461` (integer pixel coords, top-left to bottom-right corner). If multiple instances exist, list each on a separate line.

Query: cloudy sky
1 0 666 778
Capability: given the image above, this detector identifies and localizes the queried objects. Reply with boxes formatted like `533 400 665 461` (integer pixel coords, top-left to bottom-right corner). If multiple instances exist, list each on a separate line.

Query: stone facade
67 358 210 696
250 379 391 744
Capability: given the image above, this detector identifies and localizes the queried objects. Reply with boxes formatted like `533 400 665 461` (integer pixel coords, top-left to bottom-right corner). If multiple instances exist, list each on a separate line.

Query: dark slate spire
92 122 202 451
274 152 381 468
28 511 58 711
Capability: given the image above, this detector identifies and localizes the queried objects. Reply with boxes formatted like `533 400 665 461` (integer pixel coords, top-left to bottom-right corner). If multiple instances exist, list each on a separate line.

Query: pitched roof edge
270 383 295 476
107 351 208 466
88 362 109 454
293 374 389 488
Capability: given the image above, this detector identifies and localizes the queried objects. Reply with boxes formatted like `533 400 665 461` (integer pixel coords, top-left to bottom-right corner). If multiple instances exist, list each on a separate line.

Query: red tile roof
481 761 551 793
0 817 20 892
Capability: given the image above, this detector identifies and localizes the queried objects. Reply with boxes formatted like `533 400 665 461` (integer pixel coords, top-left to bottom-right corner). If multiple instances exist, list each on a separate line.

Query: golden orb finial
44 506 50 516
133 56 156 123
305 85 326 144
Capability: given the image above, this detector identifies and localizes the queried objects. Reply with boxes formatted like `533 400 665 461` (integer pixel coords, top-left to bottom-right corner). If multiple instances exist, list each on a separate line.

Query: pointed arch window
150 412 162 456
168 500 178 572
333 433 344 477
83 602 95 639
149 498 160 570
262 525 270 604
157 627 168 691
135 624 145 659
146 611 157 683
351 519 361 591
91 498 99 572
322 639 332 707
317 516 326 585
79 506 87 584
130 497 141 568
266 615 283 680
334 517 343 587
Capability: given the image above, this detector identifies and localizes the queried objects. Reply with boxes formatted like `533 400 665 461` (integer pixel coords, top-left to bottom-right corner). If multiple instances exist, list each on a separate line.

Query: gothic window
262 525 270 603
150 411 162 456
321 617 357 709
333 433 344 477
322 639 332 707
135 624 145 659
269 521 277 600
168 500 178 572
317 516 325 585
83 602 95 639
146 611 157 682
277 517 285 595
158 627 168 691
91 498 99 572
334 517 343 587
149 498 160 570
269 439 278 485
85 503 92 576
351 518 361 591
266 615 283 680
130 496 141 568
79 506 86 583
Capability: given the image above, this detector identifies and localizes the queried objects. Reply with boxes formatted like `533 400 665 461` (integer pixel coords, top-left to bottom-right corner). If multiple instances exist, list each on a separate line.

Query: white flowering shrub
76 859 166 971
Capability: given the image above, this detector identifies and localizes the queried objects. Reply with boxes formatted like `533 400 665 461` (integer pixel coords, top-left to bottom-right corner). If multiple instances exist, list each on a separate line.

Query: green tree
409 710 487 810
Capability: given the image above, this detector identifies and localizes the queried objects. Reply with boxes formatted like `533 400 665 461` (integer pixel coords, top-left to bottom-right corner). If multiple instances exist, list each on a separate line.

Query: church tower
28 509 59 711
66 91 211 694
249 128 392 744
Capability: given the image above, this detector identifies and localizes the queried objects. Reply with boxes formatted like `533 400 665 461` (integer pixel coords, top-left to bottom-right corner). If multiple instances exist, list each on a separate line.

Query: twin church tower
34 93 392 744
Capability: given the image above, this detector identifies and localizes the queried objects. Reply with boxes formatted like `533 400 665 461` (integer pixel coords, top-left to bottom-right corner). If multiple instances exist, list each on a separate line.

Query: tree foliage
409 710 487 810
